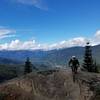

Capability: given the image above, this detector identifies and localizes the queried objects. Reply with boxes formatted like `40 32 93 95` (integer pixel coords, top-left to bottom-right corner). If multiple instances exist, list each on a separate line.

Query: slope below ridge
0 69 100 100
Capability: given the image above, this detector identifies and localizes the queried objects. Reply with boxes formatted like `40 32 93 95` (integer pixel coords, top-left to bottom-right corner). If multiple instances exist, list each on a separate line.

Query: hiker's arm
77 60 80 66
68 59 71 67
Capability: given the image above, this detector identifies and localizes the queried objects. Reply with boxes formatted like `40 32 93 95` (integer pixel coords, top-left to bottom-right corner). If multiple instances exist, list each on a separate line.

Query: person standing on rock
68 56 80 74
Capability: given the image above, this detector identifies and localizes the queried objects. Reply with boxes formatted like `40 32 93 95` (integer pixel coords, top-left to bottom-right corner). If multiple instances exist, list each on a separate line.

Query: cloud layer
0 37 91 50
0 27 16 39
0 28 100 50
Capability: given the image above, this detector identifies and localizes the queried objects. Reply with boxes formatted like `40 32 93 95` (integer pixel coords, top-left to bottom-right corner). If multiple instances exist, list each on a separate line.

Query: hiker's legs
73 67 75 73
75 66 78 74
72 66 77 74
72 66 76 82
71 67 74 73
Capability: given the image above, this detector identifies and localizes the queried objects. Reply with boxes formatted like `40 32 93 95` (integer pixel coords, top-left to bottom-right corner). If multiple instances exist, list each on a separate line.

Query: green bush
0 92 7 100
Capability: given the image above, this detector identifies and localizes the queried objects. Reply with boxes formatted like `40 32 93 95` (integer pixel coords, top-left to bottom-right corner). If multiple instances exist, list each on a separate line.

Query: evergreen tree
83 42 94 72
24 57 32 74
93 60 99 73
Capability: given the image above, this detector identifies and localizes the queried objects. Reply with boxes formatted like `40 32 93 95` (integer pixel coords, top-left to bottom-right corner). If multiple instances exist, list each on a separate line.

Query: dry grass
0 70 100 100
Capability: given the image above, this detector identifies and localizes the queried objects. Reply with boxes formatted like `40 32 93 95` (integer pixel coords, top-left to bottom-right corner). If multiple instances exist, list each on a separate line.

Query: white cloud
94 30 100 42
0 37 89 50
0 27 16 39
91 30 100 45
13 0 48 10
0 29 100 50
0 39 42 50
48 37 88 50
95 30 100 38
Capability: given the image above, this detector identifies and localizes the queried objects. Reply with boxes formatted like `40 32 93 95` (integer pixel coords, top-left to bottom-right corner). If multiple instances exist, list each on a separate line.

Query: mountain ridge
0 45 99 65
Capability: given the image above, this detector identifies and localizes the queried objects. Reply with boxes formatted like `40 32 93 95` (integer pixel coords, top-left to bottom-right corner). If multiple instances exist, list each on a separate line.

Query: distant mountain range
0 45 100 66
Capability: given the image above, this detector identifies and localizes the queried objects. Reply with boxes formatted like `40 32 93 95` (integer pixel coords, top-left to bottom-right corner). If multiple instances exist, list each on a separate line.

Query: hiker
68 56 80 74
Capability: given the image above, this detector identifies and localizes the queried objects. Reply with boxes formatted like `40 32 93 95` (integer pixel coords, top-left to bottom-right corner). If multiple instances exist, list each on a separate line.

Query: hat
72 56 76 58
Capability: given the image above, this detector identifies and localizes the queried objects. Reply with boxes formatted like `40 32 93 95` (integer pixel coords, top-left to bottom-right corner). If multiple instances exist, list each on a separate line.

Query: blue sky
0 0 100 50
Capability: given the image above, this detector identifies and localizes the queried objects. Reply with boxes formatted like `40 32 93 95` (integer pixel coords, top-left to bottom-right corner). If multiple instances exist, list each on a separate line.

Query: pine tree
24 57 32 74
93 60 99 73
83 42 94 72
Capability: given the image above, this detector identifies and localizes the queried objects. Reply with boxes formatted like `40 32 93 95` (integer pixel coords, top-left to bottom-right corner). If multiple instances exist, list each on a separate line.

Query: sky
0 0 100 50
